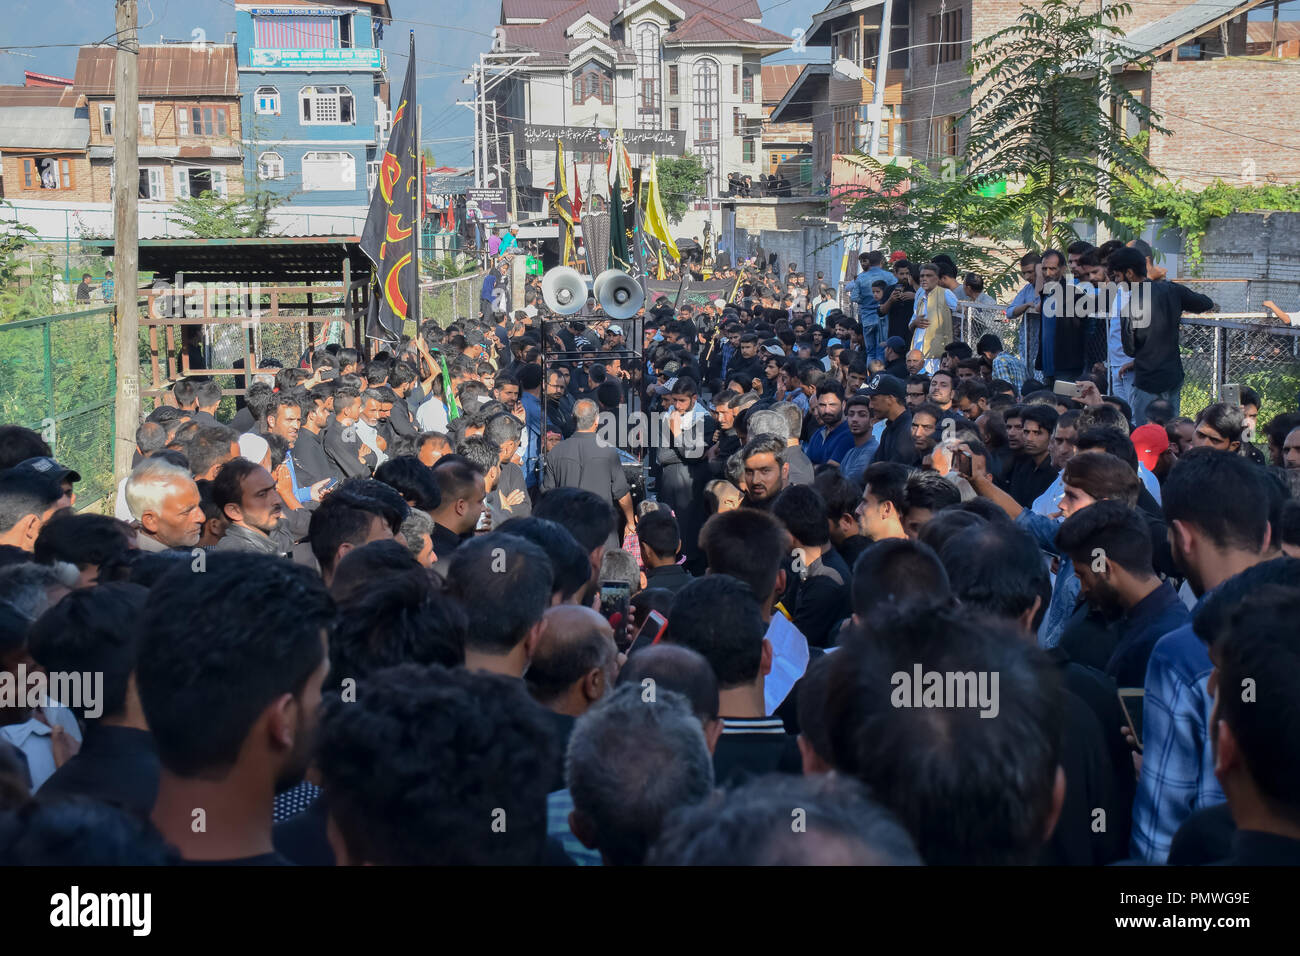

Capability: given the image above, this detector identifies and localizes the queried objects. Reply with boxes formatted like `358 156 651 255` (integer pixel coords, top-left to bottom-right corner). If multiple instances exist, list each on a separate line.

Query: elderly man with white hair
124 458 204 552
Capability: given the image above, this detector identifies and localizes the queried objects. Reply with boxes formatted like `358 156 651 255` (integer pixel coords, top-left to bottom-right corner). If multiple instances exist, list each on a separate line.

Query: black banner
512 122 684 156
360 32 419 343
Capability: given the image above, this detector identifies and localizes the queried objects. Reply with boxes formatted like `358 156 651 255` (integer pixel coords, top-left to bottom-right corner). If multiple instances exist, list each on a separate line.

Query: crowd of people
1 234 1299 869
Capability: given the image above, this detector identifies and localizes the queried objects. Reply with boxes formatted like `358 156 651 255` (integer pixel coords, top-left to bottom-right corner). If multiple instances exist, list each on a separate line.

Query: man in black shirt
323 387 371 479
1000 403 1059 507
136 554 334 864
662 575 801 786
1195 585 1300 865
771 484 851 648
1108 246 1214 426
863 373 919 466
638 508 693 594
428 457 487 561
290 387 340 486
30 585 160 818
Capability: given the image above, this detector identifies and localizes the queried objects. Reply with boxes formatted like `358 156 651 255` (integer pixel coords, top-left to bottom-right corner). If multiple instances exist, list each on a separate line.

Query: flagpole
411 31 421 329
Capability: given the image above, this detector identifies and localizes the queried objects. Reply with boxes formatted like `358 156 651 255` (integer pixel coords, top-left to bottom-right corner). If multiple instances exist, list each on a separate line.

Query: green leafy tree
656 152 709 224
838 155 1022 294
962 0 1168 249
1113 178 1300 273
0 204 38 294
169 188 285 238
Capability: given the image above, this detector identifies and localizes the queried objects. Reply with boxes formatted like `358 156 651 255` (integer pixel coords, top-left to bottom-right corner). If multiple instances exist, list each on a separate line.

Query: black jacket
1122 280 1214 394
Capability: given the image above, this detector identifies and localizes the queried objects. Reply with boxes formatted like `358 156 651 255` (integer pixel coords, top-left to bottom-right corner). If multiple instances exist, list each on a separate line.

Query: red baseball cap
890 250 908 263
1131 423 1169 472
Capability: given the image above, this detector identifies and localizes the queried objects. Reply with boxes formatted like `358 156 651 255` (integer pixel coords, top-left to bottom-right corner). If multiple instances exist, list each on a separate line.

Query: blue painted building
235 2 393 211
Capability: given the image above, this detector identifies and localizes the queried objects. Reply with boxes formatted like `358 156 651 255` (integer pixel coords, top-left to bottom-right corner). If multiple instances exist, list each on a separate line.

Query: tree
961 0 1168 249
838 155 1023 294
656 152 708 224
169 188 285 238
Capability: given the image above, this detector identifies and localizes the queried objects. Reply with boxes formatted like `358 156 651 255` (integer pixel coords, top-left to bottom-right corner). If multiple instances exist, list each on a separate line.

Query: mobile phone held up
599 581 632 650
1053 380 1084 400
1118 688 1144 752
626 609 668 657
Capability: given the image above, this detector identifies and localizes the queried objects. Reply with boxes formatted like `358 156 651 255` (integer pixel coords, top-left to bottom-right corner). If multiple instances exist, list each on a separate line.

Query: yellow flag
642 154 679 262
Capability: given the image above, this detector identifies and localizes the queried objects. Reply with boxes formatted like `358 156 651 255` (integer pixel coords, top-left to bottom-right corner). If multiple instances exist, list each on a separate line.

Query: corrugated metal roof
769 64 828 124
762 64 805 104
1114 0 1265 55
0 106 89 150
504 0 762 20
74 44 239 98
0 85 80 108
1246 21 1300 42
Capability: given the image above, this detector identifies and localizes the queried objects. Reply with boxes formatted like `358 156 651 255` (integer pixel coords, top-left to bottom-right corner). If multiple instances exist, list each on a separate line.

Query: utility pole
507 131 519 222
112 0 140 484
867 0 894 158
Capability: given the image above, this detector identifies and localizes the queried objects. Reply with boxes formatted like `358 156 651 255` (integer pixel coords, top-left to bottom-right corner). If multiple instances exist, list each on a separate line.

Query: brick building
0 80 88 202
74 43 245 205
772 0 1300 192
760 64 812 185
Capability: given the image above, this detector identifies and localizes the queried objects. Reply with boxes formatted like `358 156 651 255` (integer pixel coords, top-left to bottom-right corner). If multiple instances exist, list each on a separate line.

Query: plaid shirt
992 352 1028 395
1130 621 1225 862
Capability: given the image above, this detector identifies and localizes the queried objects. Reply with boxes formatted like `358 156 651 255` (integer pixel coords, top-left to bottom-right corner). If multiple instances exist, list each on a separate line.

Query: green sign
249 48 382 70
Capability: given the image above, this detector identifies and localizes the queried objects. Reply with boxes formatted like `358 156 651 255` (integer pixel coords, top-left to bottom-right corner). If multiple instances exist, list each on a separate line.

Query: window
139 104 154 137
742 68 754 104
21 157 74 191
177 105 230 137
139 167 164 199
929 115 958 157
571 66 612 105
732 64 739 95
367 159 381 192
100 104 114 138
733 107 743 136
669 107 679 129
692 58 720 196
833 105 856 155
743 138 755 163
833 28 859 65
929 10 963 65
255 86 281 115
253 15 336 48
635 23 661 124
300 86 355 125
891 4 911 70
339 13 353 48
258 151 285 181
302 151 356 191
668 64 678 95
173 166 227 199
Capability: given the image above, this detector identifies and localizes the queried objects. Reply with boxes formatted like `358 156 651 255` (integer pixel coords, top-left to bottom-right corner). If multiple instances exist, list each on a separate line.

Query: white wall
2 198 368 240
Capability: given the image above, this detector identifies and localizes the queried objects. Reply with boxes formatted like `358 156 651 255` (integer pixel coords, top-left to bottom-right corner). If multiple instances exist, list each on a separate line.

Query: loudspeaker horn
593 268 644 321
541 266 589 315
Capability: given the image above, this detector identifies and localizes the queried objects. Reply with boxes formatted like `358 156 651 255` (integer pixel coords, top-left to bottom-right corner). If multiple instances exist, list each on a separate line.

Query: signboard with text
511 122 684 156
465 188 507 222
249 48 383 70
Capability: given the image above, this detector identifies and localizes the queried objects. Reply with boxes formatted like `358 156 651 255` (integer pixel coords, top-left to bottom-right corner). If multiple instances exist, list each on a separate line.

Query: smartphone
626 609 668 657
599 580 633 650
1118 688 1145 752
475 509 491 532
1221 383 1241 407
1053 380 1083 399
318 478 338 493
956 449 972 479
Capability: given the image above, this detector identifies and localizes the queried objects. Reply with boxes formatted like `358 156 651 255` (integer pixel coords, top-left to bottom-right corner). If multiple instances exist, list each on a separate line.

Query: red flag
572 160 583 221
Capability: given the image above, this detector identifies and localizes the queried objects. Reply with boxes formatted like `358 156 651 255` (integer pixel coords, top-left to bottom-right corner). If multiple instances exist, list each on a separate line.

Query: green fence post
41 317 54 435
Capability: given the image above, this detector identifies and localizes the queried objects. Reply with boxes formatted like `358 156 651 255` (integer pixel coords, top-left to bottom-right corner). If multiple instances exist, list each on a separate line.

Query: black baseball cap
861 374 906 401
11 456 81 484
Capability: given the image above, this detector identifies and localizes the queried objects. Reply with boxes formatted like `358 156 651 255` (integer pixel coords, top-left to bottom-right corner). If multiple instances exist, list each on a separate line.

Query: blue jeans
1130 385 1180 427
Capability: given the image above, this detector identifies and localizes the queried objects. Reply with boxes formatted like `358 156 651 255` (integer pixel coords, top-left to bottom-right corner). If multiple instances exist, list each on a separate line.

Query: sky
0 0 825 171
4 0 1295 170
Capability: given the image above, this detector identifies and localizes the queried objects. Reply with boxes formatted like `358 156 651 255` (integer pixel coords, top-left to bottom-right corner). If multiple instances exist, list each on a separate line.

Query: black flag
360 32 419 344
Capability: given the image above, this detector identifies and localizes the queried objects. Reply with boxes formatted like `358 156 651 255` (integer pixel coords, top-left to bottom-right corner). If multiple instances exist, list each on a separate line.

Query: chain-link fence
0 306 117 510
417 273 487 331
959 303 1300 427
